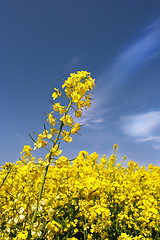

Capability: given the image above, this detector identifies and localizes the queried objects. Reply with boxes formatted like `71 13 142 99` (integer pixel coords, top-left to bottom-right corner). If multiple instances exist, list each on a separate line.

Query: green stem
0 167 12 190
27 100 72 240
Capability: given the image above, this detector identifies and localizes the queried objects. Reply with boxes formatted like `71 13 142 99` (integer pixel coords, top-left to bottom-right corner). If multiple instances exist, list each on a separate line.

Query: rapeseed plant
0 71 160 239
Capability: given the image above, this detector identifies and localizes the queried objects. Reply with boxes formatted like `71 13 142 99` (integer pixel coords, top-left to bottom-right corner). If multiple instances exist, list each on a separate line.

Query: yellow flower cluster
32 71 95 158
1 148 160 239
62 71 95 116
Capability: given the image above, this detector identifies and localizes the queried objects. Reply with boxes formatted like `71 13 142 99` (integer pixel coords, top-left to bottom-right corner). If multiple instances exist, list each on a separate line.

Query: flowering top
62 71 95 108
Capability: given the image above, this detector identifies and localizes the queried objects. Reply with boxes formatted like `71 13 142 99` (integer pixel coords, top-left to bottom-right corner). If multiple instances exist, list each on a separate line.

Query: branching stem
27 100 72 240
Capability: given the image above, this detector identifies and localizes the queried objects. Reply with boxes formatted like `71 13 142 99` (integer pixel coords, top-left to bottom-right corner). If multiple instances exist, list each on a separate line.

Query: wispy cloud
91 118 105 123
98 18 160 91
153 145 160 150
71 96 109 129
136 136 160 142
121 111 160 149
88 18 160 136
70 19 160 136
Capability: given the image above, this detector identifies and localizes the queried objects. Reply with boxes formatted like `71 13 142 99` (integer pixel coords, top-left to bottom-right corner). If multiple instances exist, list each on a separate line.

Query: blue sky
1 0 160 167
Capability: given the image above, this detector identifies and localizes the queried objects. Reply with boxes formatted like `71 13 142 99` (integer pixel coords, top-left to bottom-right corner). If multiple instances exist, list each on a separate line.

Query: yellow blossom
71 123 80 135
53 103 66 114
47 112 56 126
52 88 61 100
60 114 73 127
51 144 62 157
61 130 72 143
75 110 82 118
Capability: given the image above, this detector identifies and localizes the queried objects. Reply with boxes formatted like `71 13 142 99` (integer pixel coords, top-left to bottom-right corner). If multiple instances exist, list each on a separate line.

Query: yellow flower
56 156 69 167
71 123 81 135
33 134 47 150
53 103 66 114
113 144 118 151
47 112 56 126
50 127 58 136
67 238 78 240
52 88 61 100
60 114 73 127
14 231 28 239
75 110 82 118
42 130 52 139
71 91 81 103
22 145 32 157
51 144 62 157
118 233 132 240
61 130 72 143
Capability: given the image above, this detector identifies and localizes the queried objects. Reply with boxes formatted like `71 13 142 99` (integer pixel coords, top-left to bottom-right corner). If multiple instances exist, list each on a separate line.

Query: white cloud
98 18 160 92
67 19 160 136
121 111 160 149
122 111 160 137
153 145 160 150
71 97 108 129
136 136 160 142
91 118 105 123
